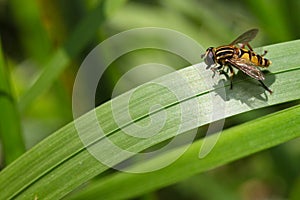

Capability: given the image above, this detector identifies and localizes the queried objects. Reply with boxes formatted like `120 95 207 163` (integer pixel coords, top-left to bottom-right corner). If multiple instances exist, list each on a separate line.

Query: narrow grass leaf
0 40 25 164
18 0 127 111
70 104 300 200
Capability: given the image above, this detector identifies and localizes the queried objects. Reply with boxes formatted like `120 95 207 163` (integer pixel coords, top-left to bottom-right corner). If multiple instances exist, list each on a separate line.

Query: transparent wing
230 29 258 45
227 57 265 80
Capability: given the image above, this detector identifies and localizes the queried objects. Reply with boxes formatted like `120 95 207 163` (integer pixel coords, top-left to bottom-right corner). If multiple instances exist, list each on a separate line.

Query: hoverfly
201 29 272 94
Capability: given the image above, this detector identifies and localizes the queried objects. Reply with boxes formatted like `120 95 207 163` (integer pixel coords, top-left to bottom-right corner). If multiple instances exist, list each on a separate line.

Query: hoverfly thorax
201 47 216 68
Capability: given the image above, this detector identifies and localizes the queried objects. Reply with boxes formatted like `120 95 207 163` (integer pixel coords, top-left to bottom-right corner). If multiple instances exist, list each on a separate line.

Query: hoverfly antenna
201 47 214 59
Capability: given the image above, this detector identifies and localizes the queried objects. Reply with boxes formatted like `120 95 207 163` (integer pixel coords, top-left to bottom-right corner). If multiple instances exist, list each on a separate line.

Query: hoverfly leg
261 50 268 56
210 65 222 78
219 70 229 80
210 67 217 78
218 66 229 79
258 80 273 94
228 65 235 89
225 66 230 73
217 65 223 70
246 43 254 51
238 42 254 51
211 70 216 78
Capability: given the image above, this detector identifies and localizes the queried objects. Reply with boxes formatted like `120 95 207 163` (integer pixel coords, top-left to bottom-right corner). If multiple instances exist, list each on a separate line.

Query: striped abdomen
238 48 271 67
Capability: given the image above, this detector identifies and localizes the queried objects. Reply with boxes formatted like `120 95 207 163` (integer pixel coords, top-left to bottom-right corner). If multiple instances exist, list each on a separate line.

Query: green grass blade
0 40 299 199
70 104 300 200
18 2 105 111
9 0 51 62
0 39 25 164
18 0 128 112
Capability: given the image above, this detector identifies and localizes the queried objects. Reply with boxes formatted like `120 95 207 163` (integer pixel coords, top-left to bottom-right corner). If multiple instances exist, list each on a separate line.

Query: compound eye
204 51 215 66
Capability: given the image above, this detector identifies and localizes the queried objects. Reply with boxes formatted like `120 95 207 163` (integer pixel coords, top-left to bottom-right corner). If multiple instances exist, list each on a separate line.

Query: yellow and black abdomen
239 48 271 67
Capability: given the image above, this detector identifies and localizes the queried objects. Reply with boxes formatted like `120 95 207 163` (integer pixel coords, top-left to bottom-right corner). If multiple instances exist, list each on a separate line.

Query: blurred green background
0 0 300 199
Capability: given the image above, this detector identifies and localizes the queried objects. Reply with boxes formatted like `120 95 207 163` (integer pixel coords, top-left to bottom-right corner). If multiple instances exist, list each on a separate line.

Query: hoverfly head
201 47 216 68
